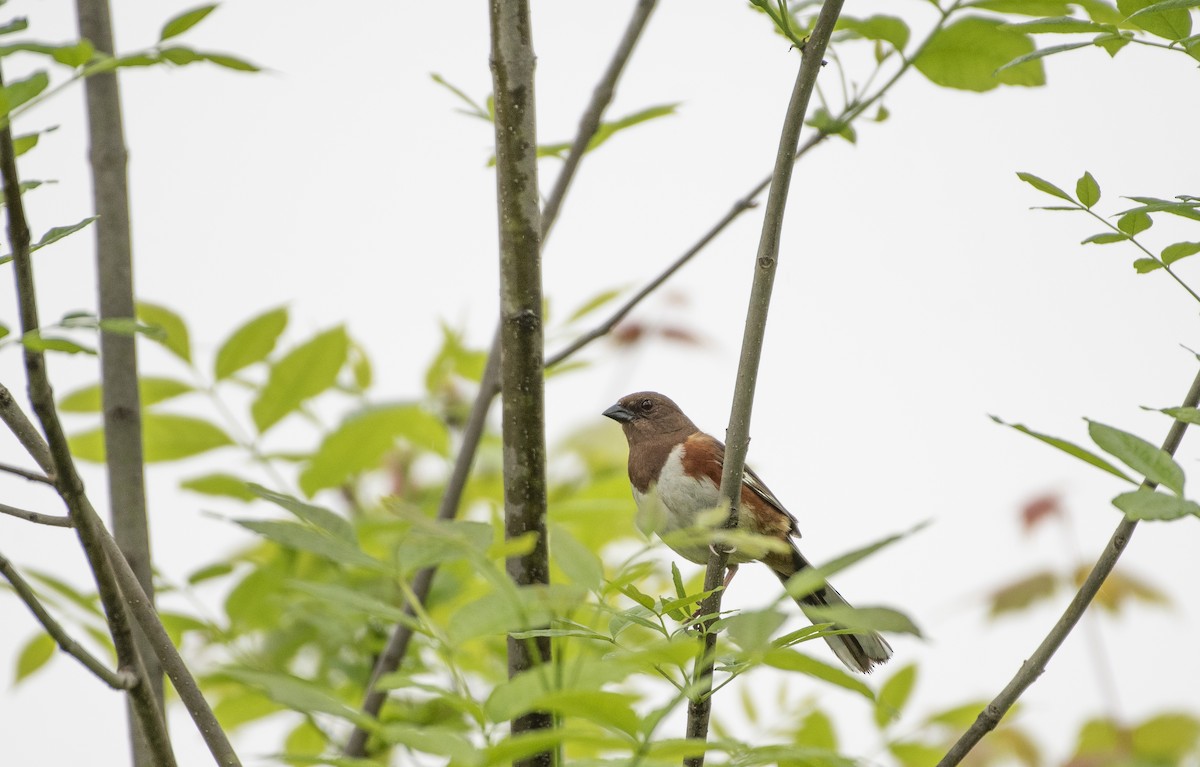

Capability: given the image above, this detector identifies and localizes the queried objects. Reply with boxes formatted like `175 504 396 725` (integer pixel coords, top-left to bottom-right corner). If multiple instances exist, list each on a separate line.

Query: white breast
633 443 729 565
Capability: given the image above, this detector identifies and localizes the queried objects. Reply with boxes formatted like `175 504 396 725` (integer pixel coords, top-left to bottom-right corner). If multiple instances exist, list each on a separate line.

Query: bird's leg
722 563 739 590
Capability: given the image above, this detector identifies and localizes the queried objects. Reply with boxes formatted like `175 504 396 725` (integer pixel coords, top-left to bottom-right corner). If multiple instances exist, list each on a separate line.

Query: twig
937 366 1200 767
343 3 658 756
0 550 136 689
0 384 54 473
0 501 73 527
0 460 54 484
684 2 846 765
0 62 179 767
540 0 657 242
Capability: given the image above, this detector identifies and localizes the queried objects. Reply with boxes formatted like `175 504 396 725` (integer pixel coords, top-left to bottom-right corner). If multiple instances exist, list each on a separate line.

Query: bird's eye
639 398 654 412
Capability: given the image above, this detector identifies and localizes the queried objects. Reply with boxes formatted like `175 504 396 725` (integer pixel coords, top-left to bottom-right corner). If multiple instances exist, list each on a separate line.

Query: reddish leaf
1020 493 1063 532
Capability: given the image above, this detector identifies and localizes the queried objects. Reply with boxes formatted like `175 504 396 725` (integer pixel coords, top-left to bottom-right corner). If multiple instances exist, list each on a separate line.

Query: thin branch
0 460 54 484
540 0 657 242
343 3 658 756
0 501 73 527
0 550 136 689
0 62 179 767
0 383 54 474
684 2 846 765
490 1 553 764
937 366 1200 767
74 6 164 764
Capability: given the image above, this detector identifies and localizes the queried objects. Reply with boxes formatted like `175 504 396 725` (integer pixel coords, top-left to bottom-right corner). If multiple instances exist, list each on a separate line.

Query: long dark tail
774 548 893 674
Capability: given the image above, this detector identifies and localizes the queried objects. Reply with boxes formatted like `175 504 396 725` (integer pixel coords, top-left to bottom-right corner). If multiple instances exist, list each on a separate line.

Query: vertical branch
73 4 162 765
343 4 657 756
0 65 178 767
684 3 846 765
489 1 552 765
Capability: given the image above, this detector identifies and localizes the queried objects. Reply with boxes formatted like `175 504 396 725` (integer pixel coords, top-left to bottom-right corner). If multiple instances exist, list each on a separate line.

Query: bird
602 391 892 673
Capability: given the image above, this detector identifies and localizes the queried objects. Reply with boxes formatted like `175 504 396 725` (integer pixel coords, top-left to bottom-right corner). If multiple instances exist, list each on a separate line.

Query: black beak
603 403 634 423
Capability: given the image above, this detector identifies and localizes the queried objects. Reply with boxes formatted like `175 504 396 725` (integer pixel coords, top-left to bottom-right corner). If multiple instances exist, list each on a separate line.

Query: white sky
1 1 1199 765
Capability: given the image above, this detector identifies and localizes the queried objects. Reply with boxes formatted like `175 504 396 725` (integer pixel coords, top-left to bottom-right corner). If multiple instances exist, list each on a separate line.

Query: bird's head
603 391 697 440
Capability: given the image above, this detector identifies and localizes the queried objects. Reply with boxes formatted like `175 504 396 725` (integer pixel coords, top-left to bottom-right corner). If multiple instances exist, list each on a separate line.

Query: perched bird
603 391 892 673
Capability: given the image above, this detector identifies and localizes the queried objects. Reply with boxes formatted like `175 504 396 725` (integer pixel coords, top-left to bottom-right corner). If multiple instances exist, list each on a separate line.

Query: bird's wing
684 432 801 539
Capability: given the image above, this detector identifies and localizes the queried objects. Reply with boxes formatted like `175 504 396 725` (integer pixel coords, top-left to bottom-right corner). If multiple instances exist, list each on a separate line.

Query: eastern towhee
603 391 892 673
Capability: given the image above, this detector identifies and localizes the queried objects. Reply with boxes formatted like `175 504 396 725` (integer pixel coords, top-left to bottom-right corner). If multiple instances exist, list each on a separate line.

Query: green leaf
1076 171 1101 208
1082 232 1129 244
726 609 788 654
1133 258 1164 273
0 19 30 36
990 416 1137 484
58 376 193 412
136 302 191 362
0 70 49 116
70 413 233 462
1132 713 1200 761
804 605 923 637
915 17 1045 92
968 0 1074 14
875 663 918 727
19 331 94 355
233 519 386 571
550 523 605 589
1094 31 1134 56
1117 210 1152 235
1016 172 1074 201
160 5 217 41
987 570 1059 616
763 649 875 700
1152 405 1200 424
567 287 624 324
996 41 1095 73
144 413 233 462
793 709 838 750
286 581 412 623
180 473 256 501
214 306 288 379
298 402 450 495
377 723 477 763
14 632 56 683
1119 0 1193 39
158 46 202 65
1112 489 1200 520
784 524 925 602
249 484 355 542
836 15 911 50
186 561 234 585
1087 420 1184 494
251 326 348 433
221 668 374 727
1162 241 1200 265
1004 16 1116 33
199 52 260 72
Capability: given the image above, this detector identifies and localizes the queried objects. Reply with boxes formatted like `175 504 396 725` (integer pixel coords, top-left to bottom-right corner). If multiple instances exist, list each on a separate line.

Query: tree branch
490 2 554 765
0 460 54 484
74 5 163 764
343 3 658 756
0 62 179 767
937 365 1200 767
684 3 845 764
0 501 73 527
0 550 137 689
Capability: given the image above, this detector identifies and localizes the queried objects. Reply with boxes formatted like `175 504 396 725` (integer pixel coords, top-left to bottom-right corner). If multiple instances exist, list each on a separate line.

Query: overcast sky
1 1 1199 765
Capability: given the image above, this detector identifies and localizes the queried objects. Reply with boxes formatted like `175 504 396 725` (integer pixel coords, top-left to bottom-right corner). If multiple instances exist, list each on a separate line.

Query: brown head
603 391 697 441
603 392 700 491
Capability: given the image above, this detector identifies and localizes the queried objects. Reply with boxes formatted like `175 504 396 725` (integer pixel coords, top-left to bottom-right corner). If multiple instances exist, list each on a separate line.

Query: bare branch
685 2 846 764
937 366 1200 767
0 63 180 767
0 550 136 689
0 460 54 484
0 501 72 527
74 5 164 763
0 384 54 474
